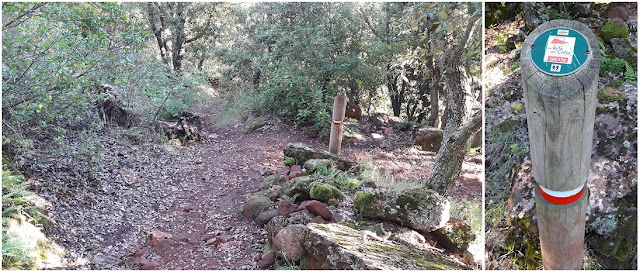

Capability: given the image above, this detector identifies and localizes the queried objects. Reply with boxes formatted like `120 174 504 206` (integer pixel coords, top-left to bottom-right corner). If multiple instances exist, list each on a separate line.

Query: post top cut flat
529 27 590 76
521 20 601 99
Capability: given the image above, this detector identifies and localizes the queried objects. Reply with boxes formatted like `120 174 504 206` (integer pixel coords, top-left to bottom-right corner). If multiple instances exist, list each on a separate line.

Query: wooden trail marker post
521 20 600 270
329 94 347 155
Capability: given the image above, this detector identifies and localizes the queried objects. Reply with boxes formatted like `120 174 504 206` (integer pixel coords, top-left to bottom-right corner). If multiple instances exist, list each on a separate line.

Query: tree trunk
427 57 440 127
425 12 481 195
388 70 402 117
427 113 481 195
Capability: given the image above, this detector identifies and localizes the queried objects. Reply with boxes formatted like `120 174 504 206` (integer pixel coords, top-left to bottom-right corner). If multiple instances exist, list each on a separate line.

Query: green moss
263 243 271 254
309 182 343 203
396 190 430 212
503 229 542 269
337 178 362 191
601 20 629 42
262 175 276 187
353 191 374 214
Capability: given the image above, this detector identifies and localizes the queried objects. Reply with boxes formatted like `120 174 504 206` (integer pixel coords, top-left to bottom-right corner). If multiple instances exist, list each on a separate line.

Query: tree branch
3 3 47 30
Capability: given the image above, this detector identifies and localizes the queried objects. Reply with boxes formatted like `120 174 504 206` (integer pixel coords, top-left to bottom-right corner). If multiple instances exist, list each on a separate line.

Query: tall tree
145 2 218 72
410 3 482 195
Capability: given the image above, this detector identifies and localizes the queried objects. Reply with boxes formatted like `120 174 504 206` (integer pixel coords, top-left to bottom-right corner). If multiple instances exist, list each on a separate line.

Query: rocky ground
484 2 637 270
17 93 482 269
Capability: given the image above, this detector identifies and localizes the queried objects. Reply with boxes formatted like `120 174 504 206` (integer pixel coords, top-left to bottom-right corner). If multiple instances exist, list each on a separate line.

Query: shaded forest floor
25 95 482 269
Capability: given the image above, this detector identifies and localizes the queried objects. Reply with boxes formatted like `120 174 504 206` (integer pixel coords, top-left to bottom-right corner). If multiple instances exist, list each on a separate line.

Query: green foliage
495 34 508 52
2 165 42 222
282 156 298 167
120 58 208 120
602 57 626 75
310 164 361 192
622 60 637 83
2 164 43 270
216 87 264 128
511 103 524 114
277 251 300 270
2 2 146 159
451 198 482 238
2 229 32 269
600 20 629 42
278 193 301 204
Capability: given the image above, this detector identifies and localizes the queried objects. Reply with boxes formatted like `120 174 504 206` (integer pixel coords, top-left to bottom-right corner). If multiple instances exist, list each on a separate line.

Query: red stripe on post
333 120 342 125
538 185 585 205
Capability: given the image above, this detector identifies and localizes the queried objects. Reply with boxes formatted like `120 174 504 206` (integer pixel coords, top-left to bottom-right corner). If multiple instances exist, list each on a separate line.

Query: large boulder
283 143 358 172
353 189 449 232
301 223 468 270
415 127 443 152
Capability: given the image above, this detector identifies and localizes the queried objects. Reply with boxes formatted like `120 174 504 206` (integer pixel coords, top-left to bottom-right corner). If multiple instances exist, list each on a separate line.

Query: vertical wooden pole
521 20 600 270
329 94 347 155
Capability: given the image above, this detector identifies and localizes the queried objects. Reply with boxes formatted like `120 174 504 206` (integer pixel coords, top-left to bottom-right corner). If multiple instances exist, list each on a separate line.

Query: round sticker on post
530 27 590 76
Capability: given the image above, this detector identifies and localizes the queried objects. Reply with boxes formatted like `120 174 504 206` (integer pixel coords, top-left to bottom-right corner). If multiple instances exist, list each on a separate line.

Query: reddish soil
124 104 482 269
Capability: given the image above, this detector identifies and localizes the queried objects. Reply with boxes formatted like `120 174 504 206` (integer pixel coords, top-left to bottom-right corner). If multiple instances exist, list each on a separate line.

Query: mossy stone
353 191 374 214
309 182 343 203
601 20 629 42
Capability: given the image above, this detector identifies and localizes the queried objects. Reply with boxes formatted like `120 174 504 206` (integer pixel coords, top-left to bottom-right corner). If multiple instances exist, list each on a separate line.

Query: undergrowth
2 163 43 269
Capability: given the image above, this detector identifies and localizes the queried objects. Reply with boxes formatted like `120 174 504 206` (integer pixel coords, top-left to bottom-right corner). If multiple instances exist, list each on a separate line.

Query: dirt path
116 103 481 269
123 111 481 270
123 107 328 269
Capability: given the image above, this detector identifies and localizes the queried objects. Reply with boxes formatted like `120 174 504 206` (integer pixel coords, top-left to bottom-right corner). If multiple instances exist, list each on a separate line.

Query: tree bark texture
426 12 481 195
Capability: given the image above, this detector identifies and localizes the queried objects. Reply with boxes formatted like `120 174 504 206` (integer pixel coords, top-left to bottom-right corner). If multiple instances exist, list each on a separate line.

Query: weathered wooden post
329 94 347 154
520 20 600 270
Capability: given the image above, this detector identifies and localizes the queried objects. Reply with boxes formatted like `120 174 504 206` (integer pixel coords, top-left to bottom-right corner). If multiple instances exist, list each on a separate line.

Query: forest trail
116 101 481 269
123 104 328 269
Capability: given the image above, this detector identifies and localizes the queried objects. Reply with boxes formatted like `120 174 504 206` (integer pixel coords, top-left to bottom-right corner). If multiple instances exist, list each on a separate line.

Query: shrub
2 2 146 159
216 86 264 128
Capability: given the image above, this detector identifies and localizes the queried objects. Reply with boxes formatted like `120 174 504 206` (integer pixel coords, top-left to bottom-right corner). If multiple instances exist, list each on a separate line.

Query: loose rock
431 218 476 253
288 165 303 179
257 210 280 227
272 224 307 261
148 230 173 246
278 200 299 216
243 195 272 221
304 200 333 220
257 251 276 269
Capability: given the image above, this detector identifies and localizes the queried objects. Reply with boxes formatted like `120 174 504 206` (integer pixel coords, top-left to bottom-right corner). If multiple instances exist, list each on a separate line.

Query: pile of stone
243 143 477 270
